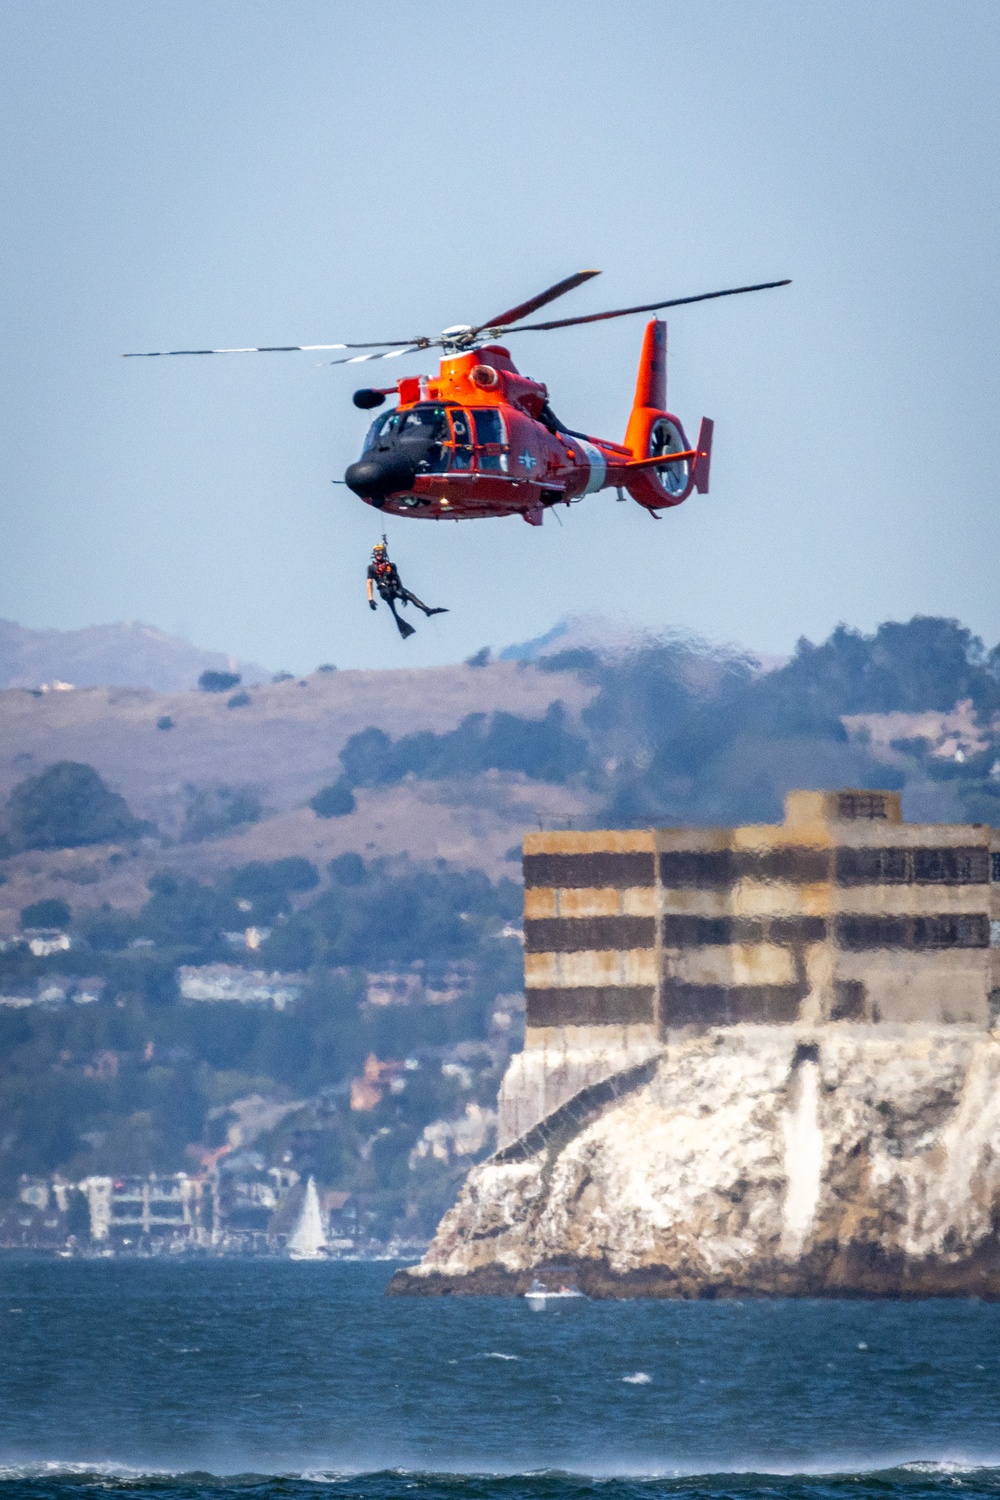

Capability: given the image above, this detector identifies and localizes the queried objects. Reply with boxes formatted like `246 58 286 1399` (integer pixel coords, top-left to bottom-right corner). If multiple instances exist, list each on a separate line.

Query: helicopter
124 271 789 525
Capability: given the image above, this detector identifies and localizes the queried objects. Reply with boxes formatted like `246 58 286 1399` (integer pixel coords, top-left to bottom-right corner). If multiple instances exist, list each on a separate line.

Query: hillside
0 618 269 693
3 613 1000 935
2 613 1000 1248
0 657 596 930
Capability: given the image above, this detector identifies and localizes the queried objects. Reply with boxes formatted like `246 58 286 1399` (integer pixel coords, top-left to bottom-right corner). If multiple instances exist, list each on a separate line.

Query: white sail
287 1177 326 1259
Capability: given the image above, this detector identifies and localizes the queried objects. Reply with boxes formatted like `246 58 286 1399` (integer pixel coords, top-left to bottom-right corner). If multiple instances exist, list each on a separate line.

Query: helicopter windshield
361 404 479 474
363 410 396 451
398 405 448 441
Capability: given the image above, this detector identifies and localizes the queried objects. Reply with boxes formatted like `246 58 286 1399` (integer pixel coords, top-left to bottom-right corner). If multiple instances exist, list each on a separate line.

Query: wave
4 1459 1000 1492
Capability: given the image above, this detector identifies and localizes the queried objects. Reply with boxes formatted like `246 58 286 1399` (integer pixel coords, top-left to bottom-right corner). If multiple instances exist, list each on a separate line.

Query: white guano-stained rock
391 1024 1000 1298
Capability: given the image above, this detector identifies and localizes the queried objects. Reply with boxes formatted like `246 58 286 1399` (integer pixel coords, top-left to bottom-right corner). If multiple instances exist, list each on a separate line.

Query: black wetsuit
367 557 447 639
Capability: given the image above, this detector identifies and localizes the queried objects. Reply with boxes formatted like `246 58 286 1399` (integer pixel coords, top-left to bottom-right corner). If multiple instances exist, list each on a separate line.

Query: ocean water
2 1260 1000 1499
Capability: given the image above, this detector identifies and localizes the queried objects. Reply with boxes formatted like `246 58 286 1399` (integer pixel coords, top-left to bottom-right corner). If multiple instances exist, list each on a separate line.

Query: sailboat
287 1176 327 1260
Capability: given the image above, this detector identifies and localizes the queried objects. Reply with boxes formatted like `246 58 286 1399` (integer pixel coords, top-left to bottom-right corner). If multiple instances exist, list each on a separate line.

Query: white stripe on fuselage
574 438 608 495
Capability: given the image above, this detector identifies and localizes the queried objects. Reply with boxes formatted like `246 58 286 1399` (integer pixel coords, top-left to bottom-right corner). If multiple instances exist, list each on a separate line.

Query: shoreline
387 1242 1000 1299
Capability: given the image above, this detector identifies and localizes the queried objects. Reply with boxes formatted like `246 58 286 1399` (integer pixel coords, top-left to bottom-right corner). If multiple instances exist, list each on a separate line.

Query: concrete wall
506 791 1000 1147
658 790 997 1030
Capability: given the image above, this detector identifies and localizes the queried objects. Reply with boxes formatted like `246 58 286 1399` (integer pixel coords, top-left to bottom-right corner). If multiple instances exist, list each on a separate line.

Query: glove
369 599 377 611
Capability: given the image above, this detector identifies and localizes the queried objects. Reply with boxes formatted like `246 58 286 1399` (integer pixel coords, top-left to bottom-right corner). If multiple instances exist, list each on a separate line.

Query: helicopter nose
344 454 417 501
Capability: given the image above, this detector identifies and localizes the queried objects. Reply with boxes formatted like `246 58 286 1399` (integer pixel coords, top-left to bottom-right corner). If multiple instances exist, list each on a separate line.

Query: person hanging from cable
366 538 448 639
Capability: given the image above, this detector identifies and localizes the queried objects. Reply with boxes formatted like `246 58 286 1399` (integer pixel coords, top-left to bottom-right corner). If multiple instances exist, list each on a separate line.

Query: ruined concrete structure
497 789 1000 1148
391 793 1000 1298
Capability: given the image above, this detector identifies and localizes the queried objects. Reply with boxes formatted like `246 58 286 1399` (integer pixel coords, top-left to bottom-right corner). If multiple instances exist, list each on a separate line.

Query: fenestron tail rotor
121 273 790 361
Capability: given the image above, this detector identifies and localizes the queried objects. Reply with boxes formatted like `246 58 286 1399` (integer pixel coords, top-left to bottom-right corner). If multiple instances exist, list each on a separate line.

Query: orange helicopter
124 271 789 525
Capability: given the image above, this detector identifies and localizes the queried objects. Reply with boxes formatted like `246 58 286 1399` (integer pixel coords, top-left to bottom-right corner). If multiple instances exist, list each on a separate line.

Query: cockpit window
473 409 505 446
362 403 486 475
363 410 397 451
399 404 448 440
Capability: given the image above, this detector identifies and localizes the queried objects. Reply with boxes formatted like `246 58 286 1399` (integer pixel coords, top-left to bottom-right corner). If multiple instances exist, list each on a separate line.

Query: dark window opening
838 792 888 820
836 845 989 885
836 847 909 884
913 846 990 884
830 981 865 1021
835 912 990 950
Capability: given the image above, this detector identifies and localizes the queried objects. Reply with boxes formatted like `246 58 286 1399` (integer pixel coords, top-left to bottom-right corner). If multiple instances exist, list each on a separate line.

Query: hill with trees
0 618 267 692
1 613 999 1243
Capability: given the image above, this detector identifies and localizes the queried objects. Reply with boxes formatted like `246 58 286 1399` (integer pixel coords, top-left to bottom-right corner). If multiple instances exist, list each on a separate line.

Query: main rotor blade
325 345 422 366
503 279 792 334
474 270 601 334
121 339 427 358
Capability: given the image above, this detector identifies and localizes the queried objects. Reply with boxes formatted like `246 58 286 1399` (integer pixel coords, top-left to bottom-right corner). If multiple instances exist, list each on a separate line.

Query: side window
473 409 504 446
450 409 473 471
473 408 506 471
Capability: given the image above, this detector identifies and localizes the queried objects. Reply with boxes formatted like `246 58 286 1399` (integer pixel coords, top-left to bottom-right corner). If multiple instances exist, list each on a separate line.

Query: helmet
372 541 387 558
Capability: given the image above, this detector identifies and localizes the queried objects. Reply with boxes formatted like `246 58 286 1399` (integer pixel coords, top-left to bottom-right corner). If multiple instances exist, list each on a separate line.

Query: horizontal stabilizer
624 448 697 471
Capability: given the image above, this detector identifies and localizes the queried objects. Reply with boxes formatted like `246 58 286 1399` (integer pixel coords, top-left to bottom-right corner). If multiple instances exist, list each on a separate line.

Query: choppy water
2 1260 1000 1498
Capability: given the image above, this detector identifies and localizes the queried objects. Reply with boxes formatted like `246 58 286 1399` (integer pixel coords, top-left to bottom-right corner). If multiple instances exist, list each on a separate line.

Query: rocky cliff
389 1023 1000 1298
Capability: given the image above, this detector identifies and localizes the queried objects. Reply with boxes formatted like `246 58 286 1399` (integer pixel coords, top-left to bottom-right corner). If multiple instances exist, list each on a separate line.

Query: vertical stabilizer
631 319 666 413
693 417 714 494
623 318 703 511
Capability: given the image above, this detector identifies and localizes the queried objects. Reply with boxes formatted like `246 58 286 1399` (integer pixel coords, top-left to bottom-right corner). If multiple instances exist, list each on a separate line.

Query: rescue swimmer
366 539 448 639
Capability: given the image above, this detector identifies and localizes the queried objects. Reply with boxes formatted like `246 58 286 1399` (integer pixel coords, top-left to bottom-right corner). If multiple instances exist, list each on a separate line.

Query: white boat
525 1277 586 1309
287 1177 327 1260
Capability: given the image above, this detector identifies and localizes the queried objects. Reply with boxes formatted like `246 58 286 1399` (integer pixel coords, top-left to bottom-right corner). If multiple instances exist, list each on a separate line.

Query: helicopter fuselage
343 328 710 524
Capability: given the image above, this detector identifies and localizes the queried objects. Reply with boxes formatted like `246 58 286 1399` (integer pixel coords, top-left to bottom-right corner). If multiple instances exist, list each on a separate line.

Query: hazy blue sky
1 1 998 673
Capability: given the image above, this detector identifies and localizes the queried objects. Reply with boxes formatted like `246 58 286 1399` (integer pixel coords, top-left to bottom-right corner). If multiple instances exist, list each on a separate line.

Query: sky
1 1 998 674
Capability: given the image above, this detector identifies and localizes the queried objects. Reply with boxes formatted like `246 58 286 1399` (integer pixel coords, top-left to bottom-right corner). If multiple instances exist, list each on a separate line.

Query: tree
20 898 71 931
229 858 320 899
329 852 366 886
181 785 261 841
310 780 356 817
226 858 319 921
3 762 148 852
198 670 241 693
